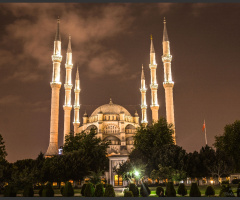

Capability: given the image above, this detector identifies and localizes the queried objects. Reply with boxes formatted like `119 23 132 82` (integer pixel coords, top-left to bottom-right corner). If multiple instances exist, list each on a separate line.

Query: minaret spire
63 35 73 144
55 17 61 41
73 66 80 134
163 17 169 42
149 35 159 123
46 18 63 156
67 35 72 53
150 34 155 53
140 65 148 126
162 18 176 144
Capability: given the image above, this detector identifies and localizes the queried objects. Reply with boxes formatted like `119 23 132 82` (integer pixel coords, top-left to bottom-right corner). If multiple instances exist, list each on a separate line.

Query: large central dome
91 98 131 116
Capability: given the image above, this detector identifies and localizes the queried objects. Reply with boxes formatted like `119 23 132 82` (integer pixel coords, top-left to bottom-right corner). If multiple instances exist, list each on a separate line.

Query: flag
202 120 206 132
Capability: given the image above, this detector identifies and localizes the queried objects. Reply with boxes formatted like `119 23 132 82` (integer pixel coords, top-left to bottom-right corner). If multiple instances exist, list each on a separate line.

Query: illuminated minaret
46 18 62 156
63 35 73 144
140 65 148 126
162 18 176 144
149 35 159 122
73 67 80 134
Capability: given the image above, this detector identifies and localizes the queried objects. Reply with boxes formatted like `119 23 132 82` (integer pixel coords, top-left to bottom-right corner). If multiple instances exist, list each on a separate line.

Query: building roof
91 99 131 116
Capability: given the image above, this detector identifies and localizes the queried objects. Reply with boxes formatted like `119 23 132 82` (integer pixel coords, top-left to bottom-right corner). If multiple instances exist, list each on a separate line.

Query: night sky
0 3 240 163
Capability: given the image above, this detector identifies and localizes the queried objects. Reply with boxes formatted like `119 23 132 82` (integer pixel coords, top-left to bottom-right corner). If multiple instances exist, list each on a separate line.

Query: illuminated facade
45 18 176 184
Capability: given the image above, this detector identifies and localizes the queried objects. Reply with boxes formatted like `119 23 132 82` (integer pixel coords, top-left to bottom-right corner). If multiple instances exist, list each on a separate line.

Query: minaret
46 18 62 156
162 18 176 144
149 35 159 122
63 35 73 144
140 65 148 126
73 67 80 134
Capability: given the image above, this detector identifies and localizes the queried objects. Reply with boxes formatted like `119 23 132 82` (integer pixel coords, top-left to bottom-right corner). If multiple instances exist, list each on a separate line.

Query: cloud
0 3 136 83
0 95 21 105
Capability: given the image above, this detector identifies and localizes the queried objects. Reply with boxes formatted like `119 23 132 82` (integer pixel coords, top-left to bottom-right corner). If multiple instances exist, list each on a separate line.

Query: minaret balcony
65 63 73 69
74 88 81 93
162 55 172 62
73 105 80 109
150 104 159 108
149 64 157 69
52 55 62 62
64 84 73 89
150 83 158 89
63 105 72 109
50 82 61 88
163 81 174 87
141 105 147 109
140 88 147 92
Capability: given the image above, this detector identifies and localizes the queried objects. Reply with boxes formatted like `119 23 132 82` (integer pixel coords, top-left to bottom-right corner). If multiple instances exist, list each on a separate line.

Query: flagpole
204 122 207 145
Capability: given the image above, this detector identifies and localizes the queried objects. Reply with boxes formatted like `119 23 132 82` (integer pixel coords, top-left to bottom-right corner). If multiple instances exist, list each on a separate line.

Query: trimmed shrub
156 186 164 197
190 183 201 197
84 183 95 197
60 186 64 196
237 183 240 197
38 185 44 197
222 180 229 184
81 183 87 196
140 183 151 197
23 184 34 197
219 184 235 197
165 182 176 197
3 185 17 197
205 185 215 197
104 184 115 197
95 183 104 197
42 182 54 197
62 181 74 197
124 191 133 197
232 179 240 184
129 183 139 197
177 183 187 196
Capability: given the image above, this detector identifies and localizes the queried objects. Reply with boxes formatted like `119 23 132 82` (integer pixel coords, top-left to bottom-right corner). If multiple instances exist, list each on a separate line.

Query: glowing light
134 171 139 177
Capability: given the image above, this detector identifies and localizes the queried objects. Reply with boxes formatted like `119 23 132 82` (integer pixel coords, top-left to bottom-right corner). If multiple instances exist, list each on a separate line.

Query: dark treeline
0 118 239 189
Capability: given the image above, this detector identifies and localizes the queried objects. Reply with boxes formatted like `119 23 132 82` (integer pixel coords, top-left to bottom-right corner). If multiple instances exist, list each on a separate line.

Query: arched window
104 125 119 134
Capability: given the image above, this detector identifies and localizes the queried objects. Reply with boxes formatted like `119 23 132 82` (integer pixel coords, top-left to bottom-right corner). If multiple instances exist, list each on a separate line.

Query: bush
165 182 176 197
124 191 133 197
3 184 17 197
95 183 104 197
23 184 34 197
129 183 139 197
190 183 201 197
156 186 164 197
232 179 240 184
81 184 87 196
42 182 54 197
38 185 44 197
205 185 215 197
84 183 95 197
222 180 229 184
62 181 74 197
177 183 187 196
140 183 151 197
237 183 240 197
104 184 115 197
219 184 235 197
60 186 64 196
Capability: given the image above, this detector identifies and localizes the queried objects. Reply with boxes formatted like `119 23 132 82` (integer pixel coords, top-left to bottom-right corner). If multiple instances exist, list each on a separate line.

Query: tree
214 120 240 171
130 118 183 176
63 129 109 173
0 134 7 162
151 164 186 183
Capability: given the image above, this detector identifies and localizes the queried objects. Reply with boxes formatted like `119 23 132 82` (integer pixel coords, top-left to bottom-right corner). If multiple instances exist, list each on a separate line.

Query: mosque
45 18 176 186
